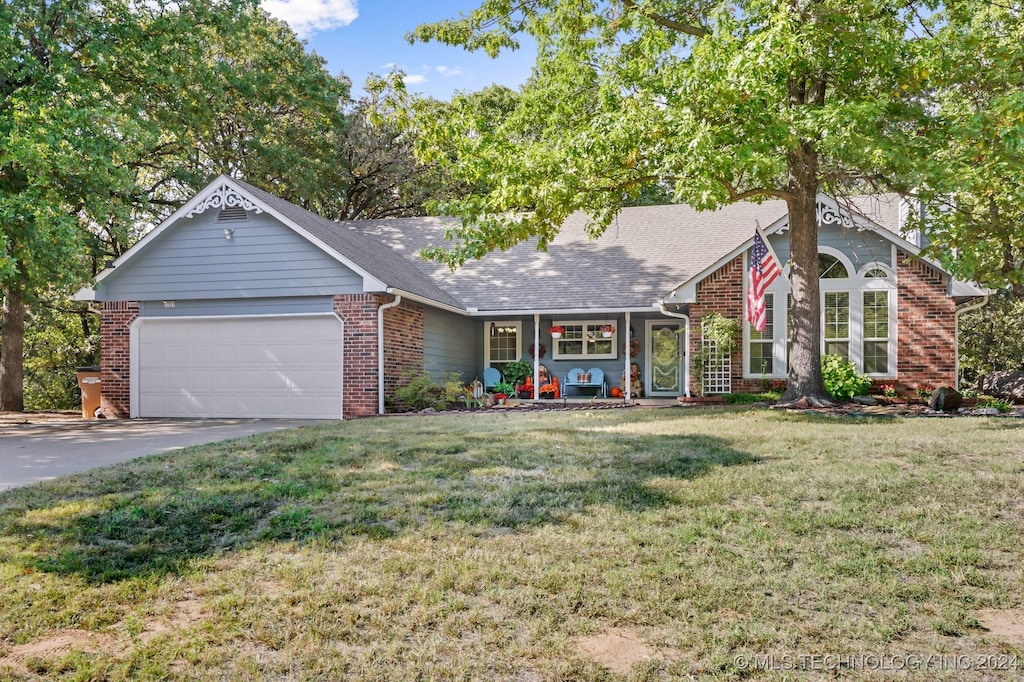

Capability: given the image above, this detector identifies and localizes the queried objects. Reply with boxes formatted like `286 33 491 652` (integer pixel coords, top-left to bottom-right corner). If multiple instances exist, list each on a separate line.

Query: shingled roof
234 179 464 310
349 201 794 312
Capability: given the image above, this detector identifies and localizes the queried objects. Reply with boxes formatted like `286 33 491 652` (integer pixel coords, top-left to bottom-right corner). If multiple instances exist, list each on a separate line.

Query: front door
646 321 685 396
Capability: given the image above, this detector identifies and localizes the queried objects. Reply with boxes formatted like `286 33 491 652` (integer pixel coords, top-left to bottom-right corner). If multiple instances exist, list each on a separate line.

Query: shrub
725 391 781 404
976 395 1013 413
394 370 463 411
821 354 872 400
501 360 533 388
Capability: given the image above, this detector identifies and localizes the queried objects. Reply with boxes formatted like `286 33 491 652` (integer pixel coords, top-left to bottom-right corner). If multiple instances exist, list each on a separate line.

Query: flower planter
551 332 562 339
601 332 613 338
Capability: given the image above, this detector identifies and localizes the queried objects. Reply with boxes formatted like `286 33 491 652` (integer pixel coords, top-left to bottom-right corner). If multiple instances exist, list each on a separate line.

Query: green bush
500 360 533 388
821 354 872 400
976 395 1013 413
725 391 782 404
394 370 463 411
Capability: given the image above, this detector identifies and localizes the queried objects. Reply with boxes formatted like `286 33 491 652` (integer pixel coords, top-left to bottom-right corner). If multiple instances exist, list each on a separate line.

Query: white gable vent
217 206 249 222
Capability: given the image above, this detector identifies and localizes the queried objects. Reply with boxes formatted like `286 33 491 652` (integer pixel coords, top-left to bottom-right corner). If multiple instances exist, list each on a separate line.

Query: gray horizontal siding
769 223 894 273
140 297 334 317
97 212 365 301
423 308 480 382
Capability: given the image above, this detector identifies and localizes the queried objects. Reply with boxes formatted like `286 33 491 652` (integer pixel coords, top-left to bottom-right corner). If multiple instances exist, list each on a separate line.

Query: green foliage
820 355 872 400
23 294 99 410
500 360 532 388
692 314 741 396
491 381 516 396
976 395 1013 413
725 392 781 404
958 290 1024 388
394 372 446 411
388 0 998 401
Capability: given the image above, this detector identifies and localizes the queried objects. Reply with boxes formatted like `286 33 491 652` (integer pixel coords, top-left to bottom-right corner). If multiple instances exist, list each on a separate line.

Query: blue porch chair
482 367 502 391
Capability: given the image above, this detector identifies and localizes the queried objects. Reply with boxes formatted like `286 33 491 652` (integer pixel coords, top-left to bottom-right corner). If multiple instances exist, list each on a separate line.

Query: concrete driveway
0 419 326 491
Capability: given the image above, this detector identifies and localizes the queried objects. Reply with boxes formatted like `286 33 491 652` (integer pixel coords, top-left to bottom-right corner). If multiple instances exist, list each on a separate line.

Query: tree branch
617 0 709 37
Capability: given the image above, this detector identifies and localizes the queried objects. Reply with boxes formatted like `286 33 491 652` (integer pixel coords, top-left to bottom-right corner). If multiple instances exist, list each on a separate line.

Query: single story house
79 176 986 419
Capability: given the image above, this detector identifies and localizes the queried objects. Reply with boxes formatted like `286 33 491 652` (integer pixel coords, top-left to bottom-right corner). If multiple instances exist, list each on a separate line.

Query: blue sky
260 0 536 100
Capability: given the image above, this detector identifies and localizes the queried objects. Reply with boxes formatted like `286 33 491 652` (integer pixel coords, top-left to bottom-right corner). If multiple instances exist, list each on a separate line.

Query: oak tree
398 0 990 404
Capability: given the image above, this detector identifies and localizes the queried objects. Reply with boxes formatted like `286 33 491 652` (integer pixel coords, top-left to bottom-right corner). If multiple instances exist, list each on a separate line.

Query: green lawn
1 408 1022 680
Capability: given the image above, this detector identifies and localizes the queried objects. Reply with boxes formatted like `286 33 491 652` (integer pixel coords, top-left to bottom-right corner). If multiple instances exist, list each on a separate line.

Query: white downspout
659 302 691 398
954 294 989 391
378 294 402 414
533 313 540 400
624 311 632 401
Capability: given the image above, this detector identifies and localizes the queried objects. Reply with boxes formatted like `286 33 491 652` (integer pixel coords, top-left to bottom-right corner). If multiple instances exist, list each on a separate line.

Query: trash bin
76 366 102 419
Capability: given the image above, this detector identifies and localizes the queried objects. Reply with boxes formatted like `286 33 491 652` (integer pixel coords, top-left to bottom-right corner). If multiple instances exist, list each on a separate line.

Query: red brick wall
897 252 957 389
332 294 424 417
100 301 139 418
688 256 761 393
382 300 424 405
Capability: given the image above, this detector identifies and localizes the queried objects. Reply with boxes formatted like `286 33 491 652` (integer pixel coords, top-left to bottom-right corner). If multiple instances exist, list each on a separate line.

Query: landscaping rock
929 386 962 412
979 370 1024 400
852 396 878 406
975 407 1002 416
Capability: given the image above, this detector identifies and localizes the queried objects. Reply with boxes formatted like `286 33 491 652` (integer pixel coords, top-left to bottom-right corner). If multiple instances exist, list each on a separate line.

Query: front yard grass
1 408 1022 680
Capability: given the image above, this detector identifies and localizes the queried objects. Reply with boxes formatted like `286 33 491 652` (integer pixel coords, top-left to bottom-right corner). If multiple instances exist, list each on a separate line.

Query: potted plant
502 360 533 391
600 324 615 338
491 381 516 404
548 325 565 339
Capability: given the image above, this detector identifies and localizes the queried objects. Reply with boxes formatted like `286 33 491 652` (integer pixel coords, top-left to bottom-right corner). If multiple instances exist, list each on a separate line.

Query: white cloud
436 65 463 77
403 74 428 85
261 0 357 38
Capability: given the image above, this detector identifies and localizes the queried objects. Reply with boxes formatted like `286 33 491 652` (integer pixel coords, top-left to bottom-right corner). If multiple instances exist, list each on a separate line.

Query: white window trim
484 320 523 368
743 250 898 379
551 319 619 360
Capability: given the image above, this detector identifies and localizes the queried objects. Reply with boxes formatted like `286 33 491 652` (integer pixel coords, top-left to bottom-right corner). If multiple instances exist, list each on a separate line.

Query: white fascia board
466 306 658 316
72 286 95 301
94 175 388 293
386 288 468 316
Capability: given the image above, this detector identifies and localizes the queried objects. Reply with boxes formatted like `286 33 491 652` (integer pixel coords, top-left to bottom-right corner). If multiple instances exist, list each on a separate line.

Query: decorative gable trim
93 175 388 294
185 183 264 218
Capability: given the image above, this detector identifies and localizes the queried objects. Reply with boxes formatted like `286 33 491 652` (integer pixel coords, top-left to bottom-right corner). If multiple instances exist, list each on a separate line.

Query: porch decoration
548 325 565 338
529 343 546 359
623 339 641 358
600 324 615 337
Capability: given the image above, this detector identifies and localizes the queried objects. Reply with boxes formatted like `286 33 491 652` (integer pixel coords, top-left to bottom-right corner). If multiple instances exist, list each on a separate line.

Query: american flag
746 228 782 332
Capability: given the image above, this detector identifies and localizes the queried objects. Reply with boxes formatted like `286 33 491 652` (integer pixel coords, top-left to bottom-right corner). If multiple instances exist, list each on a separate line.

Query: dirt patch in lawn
977 609 1024 647
0 598 206 674
575 628 680 675
0 629 121 672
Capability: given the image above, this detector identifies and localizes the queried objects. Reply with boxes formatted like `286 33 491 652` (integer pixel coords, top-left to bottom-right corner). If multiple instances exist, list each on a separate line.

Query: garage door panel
136 316 343 418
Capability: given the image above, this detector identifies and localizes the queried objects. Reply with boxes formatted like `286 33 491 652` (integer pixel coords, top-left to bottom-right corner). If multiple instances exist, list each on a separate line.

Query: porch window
551 321 617 360
862 290 889 374
485 321 521 370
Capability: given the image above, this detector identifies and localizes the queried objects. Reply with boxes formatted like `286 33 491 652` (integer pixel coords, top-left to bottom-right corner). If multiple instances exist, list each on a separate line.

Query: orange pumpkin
609 386 623 398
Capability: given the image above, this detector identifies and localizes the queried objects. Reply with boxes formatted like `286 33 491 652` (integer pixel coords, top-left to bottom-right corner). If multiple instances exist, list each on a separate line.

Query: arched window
819 254 850 279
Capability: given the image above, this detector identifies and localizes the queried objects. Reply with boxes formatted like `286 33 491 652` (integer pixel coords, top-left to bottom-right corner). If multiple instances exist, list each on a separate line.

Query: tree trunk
0 285 26 412
780 141 832 406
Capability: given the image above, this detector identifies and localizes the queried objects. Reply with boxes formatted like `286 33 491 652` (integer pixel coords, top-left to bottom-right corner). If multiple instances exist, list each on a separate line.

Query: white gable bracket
185 183 265 218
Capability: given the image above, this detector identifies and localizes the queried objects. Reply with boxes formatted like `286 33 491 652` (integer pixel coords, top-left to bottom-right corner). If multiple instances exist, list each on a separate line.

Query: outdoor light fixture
490 322 497 336
224 227 234 240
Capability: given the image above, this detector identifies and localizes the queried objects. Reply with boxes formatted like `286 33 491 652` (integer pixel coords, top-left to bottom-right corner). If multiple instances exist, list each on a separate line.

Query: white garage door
134 315 344 419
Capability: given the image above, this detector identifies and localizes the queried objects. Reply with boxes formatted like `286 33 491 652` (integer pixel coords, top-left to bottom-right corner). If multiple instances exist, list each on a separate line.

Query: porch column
533 313 540 400
624 311 632 401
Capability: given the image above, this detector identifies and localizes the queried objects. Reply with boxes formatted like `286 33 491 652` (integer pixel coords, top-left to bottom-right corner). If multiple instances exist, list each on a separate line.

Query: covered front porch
479 307 693 401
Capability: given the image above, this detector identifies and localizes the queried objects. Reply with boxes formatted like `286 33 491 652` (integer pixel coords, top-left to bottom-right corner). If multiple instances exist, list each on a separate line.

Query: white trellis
701 339 732 395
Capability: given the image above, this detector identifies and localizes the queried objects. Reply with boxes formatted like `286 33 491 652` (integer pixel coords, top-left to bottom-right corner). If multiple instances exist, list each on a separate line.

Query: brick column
100 301 139 418
897 252 957 389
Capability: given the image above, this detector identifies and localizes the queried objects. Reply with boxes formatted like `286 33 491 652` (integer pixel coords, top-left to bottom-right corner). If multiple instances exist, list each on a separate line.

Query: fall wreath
529 343 547 359
623 339 641 358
